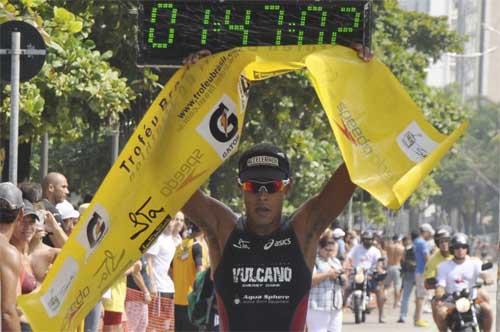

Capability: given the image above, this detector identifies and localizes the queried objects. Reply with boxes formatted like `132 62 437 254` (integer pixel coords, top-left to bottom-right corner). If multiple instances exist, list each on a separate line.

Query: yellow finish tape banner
18 45 466 331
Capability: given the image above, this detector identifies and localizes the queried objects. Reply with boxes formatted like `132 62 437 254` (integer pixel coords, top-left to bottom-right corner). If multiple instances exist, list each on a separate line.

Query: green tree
0 0 136 182
432 98 499 235
206 0 468 226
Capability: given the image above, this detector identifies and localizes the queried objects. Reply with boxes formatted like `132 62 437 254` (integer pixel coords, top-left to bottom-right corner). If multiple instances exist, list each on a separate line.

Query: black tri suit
214 217 312 331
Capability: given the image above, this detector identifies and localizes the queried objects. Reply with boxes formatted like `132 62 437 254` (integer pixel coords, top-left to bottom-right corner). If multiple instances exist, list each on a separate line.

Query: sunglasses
453 244 468 250
238 179 290 194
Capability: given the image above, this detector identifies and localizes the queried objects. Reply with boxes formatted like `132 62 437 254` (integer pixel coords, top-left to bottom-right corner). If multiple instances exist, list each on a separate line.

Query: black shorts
175 304 198 331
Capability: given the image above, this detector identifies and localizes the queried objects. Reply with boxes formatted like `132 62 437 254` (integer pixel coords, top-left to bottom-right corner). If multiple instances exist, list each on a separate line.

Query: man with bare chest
384 235 405 308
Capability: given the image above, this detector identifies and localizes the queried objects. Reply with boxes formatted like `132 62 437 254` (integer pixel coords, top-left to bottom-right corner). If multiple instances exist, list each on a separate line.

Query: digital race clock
137 1 372 67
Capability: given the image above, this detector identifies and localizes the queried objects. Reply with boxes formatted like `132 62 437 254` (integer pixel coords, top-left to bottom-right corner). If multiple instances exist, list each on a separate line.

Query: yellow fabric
18 45 466 331
102 275 127 313
199 238 210 268
173 238 208 305
423 251 453 279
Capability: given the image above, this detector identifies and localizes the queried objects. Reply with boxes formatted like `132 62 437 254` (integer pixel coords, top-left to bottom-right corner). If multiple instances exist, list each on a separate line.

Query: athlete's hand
182 49 212 66
351 43 373 62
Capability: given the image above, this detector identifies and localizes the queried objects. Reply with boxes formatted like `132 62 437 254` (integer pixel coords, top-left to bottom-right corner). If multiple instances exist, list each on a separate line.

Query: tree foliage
0 0 138 182
432 98 499 234
209 0 469 222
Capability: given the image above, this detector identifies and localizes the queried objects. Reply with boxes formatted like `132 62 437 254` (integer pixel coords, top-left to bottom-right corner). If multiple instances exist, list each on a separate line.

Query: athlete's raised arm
182 189 238 268
292 163 356 262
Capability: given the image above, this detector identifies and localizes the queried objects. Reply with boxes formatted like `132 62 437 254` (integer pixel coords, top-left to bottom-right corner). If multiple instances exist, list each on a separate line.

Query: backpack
187 268 215 329
401 247 416 272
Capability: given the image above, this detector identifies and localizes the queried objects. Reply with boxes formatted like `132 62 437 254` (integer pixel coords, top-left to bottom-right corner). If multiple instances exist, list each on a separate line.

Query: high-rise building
483 0 500 102
398 0 499 102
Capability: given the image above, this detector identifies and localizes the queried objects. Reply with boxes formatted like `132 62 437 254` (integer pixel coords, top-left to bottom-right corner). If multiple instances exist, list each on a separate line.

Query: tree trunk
1 139 7 182
18 141 31 182
409 205 420 232
0 139 31 182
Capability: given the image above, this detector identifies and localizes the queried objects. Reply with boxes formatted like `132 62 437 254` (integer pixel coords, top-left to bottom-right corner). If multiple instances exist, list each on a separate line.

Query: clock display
138 1 372 66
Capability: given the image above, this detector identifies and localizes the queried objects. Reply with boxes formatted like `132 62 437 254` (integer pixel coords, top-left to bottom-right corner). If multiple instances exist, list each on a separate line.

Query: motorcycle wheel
458 327 475 332
353 297 362 324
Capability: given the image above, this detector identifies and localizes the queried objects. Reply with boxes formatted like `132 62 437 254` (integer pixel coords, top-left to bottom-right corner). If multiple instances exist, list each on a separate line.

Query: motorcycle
350 266 369 324
428 262 492 332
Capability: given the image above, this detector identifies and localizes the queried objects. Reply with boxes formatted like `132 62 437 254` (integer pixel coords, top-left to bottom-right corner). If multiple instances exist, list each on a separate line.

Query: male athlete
182 44 370 330
183 142 356 330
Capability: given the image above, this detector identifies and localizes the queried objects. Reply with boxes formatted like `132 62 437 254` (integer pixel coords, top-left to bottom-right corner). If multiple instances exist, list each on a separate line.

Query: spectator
103 272 131 332
125 257 152 332
307 232 344 332
56 199 80 235
332 228 346 261
11 200 61 331
41 172 69 247
0 182 23 332
345 230 358 253
173 221 209 331
398 232 418 323
384 234 404 309
18 182 42 204
413 224 434 327
145 211 183 331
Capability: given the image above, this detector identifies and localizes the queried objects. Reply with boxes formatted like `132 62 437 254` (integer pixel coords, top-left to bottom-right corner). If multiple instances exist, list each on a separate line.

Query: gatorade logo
209 102 238 143
77 204 110 260
197 94 241 161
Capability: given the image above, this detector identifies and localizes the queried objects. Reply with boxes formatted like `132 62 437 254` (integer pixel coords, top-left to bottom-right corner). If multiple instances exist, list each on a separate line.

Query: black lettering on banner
129 196 165 240
139 214 172 253
222 134 240 159
119 116 160 177
94 249 125 289
209 102 238 143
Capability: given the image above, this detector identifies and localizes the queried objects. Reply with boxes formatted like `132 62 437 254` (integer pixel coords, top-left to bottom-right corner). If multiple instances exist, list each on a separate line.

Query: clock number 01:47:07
147 3 361 48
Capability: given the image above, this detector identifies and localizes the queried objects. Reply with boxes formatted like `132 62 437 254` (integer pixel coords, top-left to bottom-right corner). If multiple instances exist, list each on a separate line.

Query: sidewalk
343 269 497 332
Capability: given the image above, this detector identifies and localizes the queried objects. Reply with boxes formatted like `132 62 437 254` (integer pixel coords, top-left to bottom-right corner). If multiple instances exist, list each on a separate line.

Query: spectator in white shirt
145 212 184 331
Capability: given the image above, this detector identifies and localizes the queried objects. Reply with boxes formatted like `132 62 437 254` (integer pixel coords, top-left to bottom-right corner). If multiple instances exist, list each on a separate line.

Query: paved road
342 269 497 332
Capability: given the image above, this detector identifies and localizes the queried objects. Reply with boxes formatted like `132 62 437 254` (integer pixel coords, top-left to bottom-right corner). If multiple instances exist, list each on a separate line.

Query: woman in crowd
10 200 60 331
307 231 345 332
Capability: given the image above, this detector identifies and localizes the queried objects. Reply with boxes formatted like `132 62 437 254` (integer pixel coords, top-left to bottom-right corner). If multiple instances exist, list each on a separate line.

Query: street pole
111 121 119 163
40 132 48 178
8 32 20 184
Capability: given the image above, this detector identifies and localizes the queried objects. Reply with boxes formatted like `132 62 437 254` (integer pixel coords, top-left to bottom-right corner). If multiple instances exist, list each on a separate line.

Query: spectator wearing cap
10 200 59 331
56 200 80 235
172 217 209 331
0 182 23 331
412 223 434 327
332 228 346 261
144 211 183 331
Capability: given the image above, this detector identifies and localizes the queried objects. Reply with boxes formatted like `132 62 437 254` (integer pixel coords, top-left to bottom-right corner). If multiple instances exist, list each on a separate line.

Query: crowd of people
305 223 495 332
0 174 211 332
0 163 495 332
